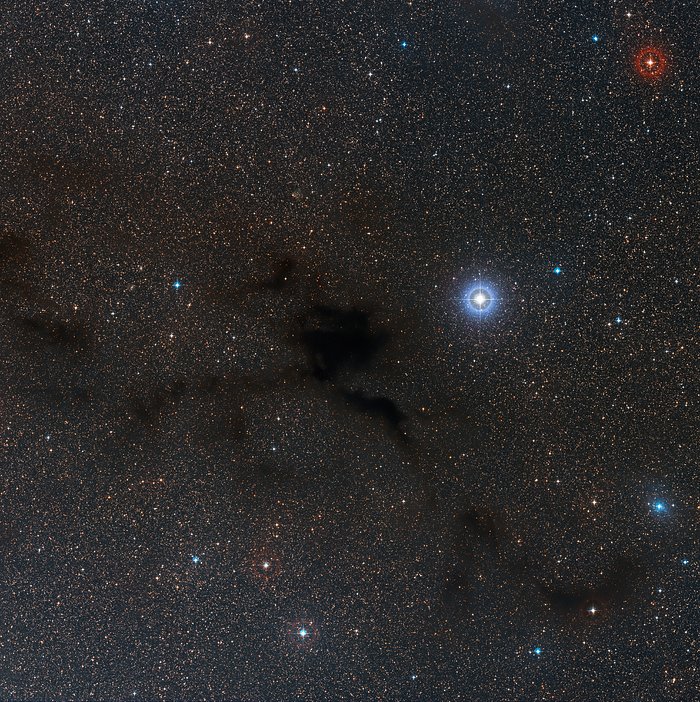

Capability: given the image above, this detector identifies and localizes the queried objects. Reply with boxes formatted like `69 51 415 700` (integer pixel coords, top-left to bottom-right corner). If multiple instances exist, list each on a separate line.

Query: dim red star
634 46 668 80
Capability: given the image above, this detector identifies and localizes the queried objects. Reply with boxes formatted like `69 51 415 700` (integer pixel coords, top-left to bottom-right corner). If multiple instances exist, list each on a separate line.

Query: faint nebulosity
0 1 696 700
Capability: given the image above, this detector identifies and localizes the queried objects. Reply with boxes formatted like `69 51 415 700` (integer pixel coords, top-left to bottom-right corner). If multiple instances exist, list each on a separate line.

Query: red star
634 46 668 80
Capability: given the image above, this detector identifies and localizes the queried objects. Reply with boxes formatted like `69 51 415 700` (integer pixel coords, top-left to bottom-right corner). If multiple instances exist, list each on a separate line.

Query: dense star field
0 1 697 700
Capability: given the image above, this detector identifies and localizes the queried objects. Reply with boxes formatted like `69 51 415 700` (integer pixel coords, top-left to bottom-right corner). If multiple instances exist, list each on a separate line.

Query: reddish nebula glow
634 46 668 80
249 549 281 583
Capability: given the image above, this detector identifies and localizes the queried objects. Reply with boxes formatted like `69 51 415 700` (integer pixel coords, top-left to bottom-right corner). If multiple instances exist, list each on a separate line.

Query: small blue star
615 316 622 324
592 35 600 43
191 555 200 564
400 40 408 49
553 266 562 275
533 647 542 656
299 628 308 638
173 280 182 290
681 558 689 566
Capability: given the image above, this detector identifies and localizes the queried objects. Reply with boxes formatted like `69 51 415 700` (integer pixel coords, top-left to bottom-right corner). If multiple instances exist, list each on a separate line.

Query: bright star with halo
463 281 497 318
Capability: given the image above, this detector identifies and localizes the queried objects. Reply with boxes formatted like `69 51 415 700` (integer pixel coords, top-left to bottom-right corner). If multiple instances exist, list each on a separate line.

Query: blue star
191 555 200 564
463 282 497 318
553 266 563 275
614 316 622 324
681 559 689 566
172 279 182 290
299 628 308 638
400 40 408 49
653 502 666 513
592 34 600 43
533 647 542 656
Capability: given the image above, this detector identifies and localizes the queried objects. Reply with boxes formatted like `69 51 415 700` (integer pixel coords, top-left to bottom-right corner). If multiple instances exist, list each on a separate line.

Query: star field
0 1 697 701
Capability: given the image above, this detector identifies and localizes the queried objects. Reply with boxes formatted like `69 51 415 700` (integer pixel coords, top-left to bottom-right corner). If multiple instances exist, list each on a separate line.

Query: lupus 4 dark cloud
300 306 388 381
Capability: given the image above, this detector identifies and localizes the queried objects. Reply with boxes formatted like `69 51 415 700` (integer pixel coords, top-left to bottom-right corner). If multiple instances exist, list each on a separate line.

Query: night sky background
0 1 697 700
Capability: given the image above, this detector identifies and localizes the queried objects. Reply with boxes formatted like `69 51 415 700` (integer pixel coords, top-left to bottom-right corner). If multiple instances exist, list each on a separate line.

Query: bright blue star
681 558 689 566
592 34 600 43
463 282 497 318
533 647 542 656
654 502 666 513
172 279 182 290
615 316 622 324
400 40 408 49
299 628 308 638
553 266 562 275
191 555 200 564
